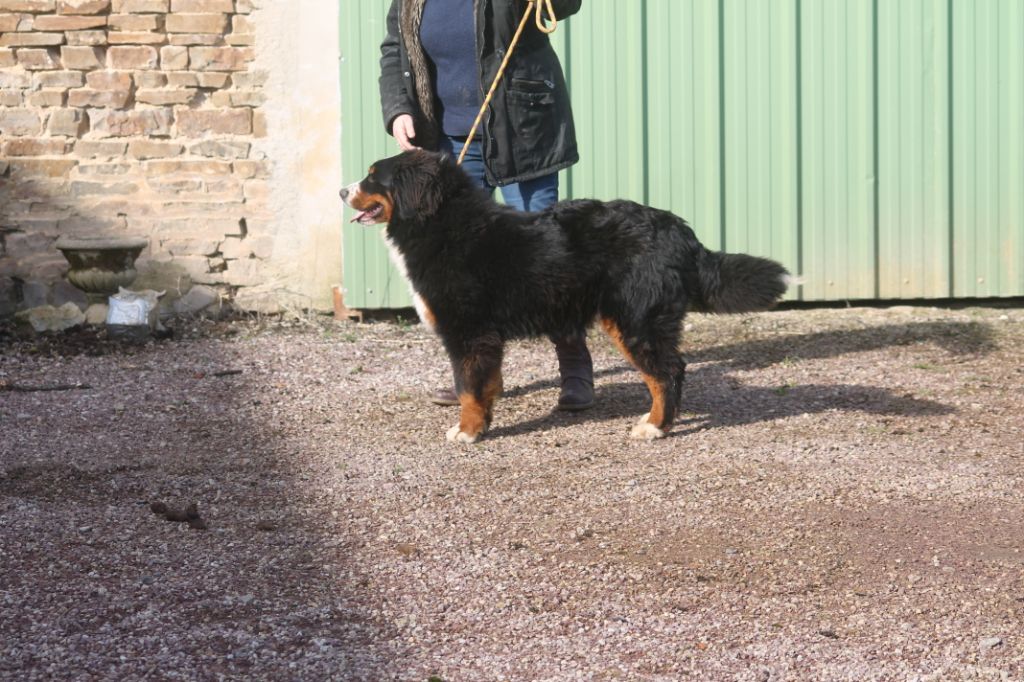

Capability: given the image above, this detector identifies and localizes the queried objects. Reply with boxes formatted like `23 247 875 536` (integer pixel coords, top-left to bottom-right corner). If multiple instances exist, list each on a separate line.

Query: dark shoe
429 388 459 406
554 335 595 411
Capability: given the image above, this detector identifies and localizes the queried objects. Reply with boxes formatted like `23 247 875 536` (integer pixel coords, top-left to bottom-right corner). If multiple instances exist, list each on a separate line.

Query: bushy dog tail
693 250 793 314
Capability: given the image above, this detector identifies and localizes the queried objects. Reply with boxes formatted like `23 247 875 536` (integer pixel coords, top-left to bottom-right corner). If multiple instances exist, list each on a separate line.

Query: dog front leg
446 335 504 444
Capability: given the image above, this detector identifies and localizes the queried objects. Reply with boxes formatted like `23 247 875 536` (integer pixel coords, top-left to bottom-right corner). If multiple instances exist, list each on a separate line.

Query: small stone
396 543 419 558
980 636 1003 651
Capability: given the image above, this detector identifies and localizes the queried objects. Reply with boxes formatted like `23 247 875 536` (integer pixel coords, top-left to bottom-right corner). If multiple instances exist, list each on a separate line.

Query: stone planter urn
55 236 149 305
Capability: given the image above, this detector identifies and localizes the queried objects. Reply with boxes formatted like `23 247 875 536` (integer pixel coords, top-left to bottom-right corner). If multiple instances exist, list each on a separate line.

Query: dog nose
339 187 349 200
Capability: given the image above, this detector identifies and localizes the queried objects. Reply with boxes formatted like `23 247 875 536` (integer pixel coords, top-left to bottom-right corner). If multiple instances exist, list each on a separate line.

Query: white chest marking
384 235 435 333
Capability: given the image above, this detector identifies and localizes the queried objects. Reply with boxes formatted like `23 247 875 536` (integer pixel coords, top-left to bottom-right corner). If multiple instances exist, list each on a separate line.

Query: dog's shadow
484 320 985 440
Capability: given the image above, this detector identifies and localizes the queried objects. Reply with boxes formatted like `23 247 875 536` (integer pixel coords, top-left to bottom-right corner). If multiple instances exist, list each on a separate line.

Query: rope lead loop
457 0 558 165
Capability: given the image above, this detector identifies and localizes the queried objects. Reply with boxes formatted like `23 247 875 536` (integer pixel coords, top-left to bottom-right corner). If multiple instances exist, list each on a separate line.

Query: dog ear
393 153 446 220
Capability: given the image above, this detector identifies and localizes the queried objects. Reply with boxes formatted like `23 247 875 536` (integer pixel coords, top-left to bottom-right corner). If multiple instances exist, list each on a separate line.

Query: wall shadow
0 326 398 678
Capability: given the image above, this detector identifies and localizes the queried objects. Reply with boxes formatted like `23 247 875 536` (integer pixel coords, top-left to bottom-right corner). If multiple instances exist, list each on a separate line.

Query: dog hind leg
600 317 682 440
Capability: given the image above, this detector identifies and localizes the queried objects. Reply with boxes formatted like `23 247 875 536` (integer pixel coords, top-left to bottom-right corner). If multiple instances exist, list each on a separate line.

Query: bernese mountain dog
341 150 792 443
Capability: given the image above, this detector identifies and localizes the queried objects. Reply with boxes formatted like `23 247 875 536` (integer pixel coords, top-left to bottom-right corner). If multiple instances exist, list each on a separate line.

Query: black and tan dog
342 150 792 443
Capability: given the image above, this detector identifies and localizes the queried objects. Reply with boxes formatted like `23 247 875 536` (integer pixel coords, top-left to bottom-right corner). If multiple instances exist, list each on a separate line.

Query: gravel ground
1 305 1022 681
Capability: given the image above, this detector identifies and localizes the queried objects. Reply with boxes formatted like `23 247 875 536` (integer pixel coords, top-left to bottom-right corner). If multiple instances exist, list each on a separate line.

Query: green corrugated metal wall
340 0 1024 309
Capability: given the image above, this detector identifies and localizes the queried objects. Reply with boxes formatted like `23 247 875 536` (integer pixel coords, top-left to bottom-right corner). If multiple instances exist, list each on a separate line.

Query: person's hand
392 114 418 150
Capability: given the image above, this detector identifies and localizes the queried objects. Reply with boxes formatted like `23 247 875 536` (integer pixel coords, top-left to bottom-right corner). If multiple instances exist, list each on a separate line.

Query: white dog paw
630 421 665 441
446 425 480 444
636 412 651 425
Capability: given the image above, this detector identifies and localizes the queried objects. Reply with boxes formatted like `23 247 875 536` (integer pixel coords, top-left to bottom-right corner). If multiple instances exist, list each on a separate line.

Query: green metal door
341 0 1024 309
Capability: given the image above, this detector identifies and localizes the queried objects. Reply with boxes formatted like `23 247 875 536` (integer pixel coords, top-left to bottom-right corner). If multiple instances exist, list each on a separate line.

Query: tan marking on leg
600 317 636 367
449 365 502 444
602 317 668 437
639 374 667 427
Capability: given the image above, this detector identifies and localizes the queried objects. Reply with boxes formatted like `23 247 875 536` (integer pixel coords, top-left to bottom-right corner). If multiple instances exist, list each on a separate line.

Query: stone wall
0 0 308 316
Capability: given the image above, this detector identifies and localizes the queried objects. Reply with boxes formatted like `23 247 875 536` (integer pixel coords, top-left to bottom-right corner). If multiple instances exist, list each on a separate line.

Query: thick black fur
344 150 791 441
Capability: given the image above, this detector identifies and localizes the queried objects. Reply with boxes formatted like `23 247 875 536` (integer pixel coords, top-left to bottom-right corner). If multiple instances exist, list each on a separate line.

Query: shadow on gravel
487 321 971 440
0 323 397 679
487 367 953 441
690 320 997 369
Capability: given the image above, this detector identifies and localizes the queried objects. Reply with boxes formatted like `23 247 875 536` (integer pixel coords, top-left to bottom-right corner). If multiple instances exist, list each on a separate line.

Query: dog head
340 150 457 225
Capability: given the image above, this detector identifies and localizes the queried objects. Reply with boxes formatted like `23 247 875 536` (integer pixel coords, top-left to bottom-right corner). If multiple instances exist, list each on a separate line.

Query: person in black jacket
379 0 594 411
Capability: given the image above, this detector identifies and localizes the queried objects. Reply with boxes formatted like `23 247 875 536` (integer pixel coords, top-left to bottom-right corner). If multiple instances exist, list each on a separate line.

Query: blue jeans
438 135 559 211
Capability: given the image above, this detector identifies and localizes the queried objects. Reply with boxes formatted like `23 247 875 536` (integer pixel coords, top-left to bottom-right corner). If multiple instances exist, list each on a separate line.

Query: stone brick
227 70 266 88
68 87 131 107
61 45 104 69
107 45 158 69
128 139 182 159
232 159 268 179
0 91 22 106
164 70 197 87
225 32 254 47
175 107 250 136
133 70 166 87
88 107 171 136
27 88 65 106
135 88 196 105
74 139 127 158
0 32 64 47
48 108 88 136
107 32 168 45
17 48 61 70
8 158 78 177
0 0 55 11
65 30 106 45
211 89 263 107
4 137 72 156
170 0 230 10
147 176 203 193
85 69 133 90
3 231 56 260
195 71 228 88
70 180 140 196
231 14 253 34
161 237 220 257
0 70 30 88
57 214 128 234
168 33 219 46
57 0 110 13
35 70 84 88
190 139 249 159
145 158 230 175
159 44 187 70
242 179 267 201
76 161 131 175
166 12 226 34
223 257 261 286
202 175 241 196
0 108 42 135
108 13 160 31
111 0 167 11
0 47 15 67
0 14 26 31
252 110 265 138
32 14 107 30
188 46 253 72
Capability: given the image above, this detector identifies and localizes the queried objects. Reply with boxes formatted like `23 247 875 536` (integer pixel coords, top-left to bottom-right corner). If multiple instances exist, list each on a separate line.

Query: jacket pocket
506 78 557 152
508 78 556 105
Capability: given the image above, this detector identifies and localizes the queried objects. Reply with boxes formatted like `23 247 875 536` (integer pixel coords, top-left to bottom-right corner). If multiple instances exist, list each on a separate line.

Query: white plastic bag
106 288 165 340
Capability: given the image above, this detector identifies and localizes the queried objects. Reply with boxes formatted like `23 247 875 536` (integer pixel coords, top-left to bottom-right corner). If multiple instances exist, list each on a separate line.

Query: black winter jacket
379 0 581 186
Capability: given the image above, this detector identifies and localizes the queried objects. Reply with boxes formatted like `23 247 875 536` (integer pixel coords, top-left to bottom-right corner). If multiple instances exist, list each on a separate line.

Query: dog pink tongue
350 211 368 223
